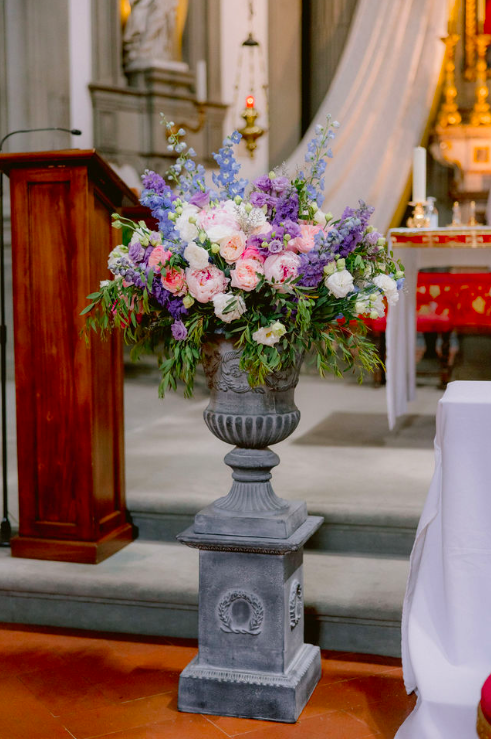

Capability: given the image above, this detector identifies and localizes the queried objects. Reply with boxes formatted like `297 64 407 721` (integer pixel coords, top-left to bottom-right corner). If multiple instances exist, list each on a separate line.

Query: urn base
194 499 308 538
178 643 322 723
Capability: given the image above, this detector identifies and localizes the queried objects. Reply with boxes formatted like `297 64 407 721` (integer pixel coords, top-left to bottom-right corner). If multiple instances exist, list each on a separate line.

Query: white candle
412 146 426 203
196 60 207 103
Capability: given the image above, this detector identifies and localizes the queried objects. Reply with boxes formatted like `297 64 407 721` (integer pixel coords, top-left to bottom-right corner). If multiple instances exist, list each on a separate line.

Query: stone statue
123 0 188 71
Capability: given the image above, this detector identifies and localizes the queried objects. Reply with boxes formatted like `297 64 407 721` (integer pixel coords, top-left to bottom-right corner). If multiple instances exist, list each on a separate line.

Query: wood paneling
0 150 138 562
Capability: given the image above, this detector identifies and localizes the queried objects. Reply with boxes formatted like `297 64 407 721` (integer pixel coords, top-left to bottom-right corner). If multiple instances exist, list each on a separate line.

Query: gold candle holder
438 33 462 127
470 33 491 126
407 201 430 229
238 98 265 158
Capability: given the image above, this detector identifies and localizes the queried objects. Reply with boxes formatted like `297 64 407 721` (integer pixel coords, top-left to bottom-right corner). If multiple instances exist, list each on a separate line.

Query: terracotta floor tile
19 663 115 717
233 710 379 739
345 692 417 738
96 714 229 738
61 691 178 738
0 675 73 739
203 712 282 736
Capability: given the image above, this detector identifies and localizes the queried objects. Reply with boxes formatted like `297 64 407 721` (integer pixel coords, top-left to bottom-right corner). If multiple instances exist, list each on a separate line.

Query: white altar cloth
397 381 491 739
386 230 491 429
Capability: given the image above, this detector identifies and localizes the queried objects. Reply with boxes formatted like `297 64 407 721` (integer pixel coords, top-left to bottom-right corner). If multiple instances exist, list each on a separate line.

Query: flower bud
198 230 207 242
324 262 336 276
245 203 253 213
366 226 375 233
183 294 195 309
211 243 220 254
269 171 276 179
175 206 183 215
369 310 379 319
234 195 242 204
337 258 346 270
395 270 404 279
188 215 197 224
377 237 386 247
284 234 291 242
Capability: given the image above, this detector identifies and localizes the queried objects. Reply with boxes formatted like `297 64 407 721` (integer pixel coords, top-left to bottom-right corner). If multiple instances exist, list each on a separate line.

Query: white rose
252 321 287 346
184 242 209 270
212 293 247 323
325 269 354 298
175 205 199 242
313 208 327 226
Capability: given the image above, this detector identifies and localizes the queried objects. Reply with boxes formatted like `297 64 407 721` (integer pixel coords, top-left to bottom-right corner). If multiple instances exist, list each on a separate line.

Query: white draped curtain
286 0 447 231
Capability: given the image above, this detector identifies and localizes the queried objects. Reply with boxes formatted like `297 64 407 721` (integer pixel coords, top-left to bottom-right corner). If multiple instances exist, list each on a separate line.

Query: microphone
0 126 82 152
0 125 82 545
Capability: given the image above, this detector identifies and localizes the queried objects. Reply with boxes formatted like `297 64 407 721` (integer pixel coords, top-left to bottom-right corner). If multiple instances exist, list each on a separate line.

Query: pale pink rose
287 224 323 254
231 258 265 292
264 252 301 293
148 246 171 273
219 231 247 264
161 266 186 296
241 247 265 264
186 266 229 303
252 222 272 237
198 200 241 242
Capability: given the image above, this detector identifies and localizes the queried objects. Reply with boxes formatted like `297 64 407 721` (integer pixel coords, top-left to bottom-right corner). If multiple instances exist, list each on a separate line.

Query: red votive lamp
245 94 255 109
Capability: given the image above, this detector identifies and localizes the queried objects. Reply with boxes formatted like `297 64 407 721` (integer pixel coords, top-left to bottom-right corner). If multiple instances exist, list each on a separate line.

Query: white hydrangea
212 293 247 323
175 204 199 242
107 245 129 273
252 321 287 346
325 269 354 298
184 241 209 270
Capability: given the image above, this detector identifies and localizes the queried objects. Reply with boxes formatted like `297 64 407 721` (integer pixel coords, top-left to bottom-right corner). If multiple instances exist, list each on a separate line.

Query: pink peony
161 266 186 296
186 265 229 303
241 247 265 263
230 258 265 292
198 200 241 243
287 224 323 254
219 231 247 264
148 246 171 273
264 252 301 292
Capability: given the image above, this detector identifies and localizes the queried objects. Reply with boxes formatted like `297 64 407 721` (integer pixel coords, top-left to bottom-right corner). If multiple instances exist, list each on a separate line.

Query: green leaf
80 303 96 315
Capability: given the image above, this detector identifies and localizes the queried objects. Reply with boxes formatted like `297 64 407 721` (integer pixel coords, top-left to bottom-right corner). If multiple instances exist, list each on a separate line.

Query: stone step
128 498 418 557
0 540 408 657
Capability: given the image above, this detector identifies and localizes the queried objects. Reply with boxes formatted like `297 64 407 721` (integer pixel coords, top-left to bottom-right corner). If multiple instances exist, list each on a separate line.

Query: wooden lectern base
10 523 134 564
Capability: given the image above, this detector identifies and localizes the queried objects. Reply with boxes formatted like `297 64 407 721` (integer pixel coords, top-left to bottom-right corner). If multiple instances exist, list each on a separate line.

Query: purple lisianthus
171 320 188 341
250 191 275 208
129 240 145 263
143 246 155 265
189 189 210 208
271 176 290 194
247 234 266 249
253 175 272 193
268 239 283 254
282 219 301 239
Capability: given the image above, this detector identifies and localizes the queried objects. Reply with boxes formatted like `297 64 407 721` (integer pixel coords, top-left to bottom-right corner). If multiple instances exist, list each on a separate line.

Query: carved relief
289 580 303 630
203 348 265 394
218 590 264 635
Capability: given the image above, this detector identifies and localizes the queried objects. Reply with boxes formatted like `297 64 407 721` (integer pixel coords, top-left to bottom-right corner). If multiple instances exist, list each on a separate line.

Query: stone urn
195 335 308 538
177 335 323 723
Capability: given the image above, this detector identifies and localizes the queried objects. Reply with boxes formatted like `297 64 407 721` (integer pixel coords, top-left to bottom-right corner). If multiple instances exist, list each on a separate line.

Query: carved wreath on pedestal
218 589 264 635
289 580 303 630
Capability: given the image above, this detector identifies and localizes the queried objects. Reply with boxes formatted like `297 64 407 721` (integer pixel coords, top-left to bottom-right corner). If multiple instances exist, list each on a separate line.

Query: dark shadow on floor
293 413 436 448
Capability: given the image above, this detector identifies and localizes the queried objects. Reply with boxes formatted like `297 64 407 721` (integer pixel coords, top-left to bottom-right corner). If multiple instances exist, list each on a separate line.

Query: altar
386 227 491 429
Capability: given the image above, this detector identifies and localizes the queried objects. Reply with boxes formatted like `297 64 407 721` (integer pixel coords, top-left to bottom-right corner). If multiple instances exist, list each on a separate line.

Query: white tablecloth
386 237 491 429
397 381 491 739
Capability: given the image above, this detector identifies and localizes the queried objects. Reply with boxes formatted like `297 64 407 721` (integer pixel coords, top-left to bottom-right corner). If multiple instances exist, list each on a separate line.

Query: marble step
0 540 408 657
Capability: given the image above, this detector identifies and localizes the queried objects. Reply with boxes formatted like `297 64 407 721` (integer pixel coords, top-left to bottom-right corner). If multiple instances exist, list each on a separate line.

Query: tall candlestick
412 146 426 203
448 0 455 34
478 0 486 32
196 60 207 103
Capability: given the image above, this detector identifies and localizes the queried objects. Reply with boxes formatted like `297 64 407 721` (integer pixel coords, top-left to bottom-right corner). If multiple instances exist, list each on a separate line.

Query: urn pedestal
177 338 323 723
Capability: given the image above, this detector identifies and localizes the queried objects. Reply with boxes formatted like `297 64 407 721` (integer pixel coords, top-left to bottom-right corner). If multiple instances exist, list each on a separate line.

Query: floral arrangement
83 114 404 396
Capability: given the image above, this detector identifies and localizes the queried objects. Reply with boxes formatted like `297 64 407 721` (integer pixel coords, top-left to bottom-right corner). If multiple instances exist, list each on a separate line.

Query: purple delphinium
140 170 178 239
273 191 299 225
122 268 147 290
171 320 188 340
297 251 332 288
325 200 375 258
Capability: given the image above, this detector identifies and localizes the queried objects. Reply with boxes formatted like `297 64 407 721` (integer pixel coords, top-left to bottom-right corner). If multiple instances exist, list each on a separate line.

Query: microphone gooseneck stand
0 127 82 547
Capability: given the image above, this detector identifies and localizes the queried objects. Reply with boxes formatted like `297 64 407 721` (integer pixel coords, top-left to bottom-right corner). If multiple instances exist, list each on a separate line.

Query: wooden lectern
0 150 138 563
